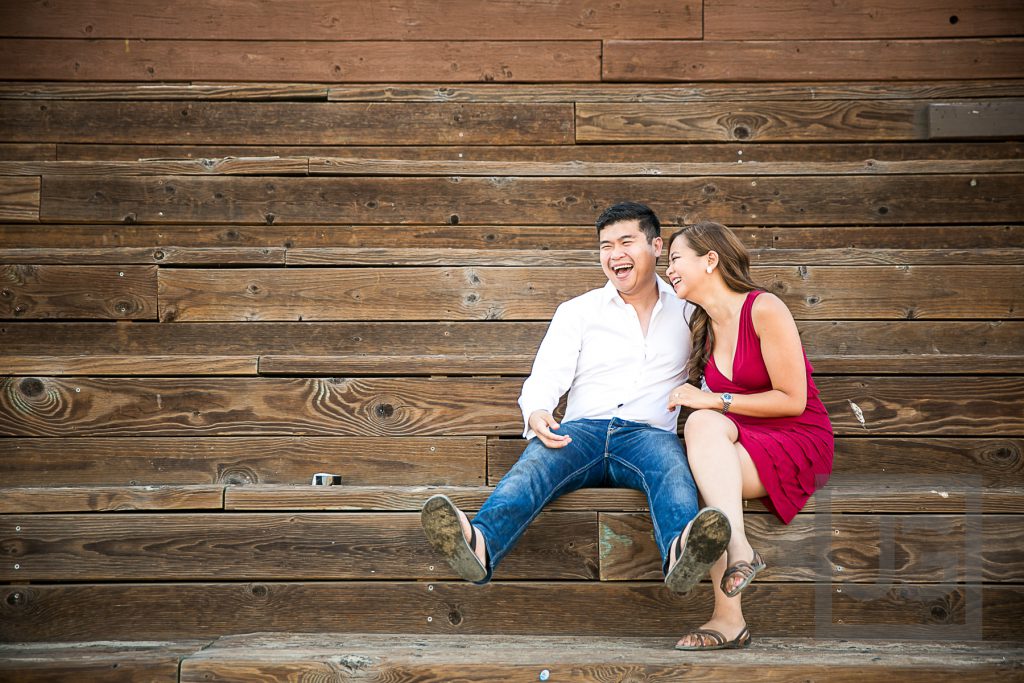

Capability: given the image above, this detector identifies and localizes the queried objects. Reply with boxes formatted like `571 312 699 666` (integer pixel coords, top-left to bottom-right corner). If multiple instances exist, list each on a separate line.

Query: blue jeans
471 418 699 584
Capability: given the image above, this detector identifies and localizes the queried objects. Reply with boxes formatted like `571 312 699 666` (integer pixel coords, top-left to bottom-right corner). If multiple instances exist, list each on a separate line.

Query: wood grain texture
0 641 207 683
488 438 1024 486
604 39 1024 81
0 101 573 145
0 376 1020 438
576 101 934 142
599 513 1022 582
0 485 224 514
0 176 39 221
0 158 309 175
0 436 486 486
0 40 601 83
0 512 598 581
156 266 1023 322
704 0 1024 39
0 264 157 320
0 143 55 160
1 582 1016 641
0 0 701 40
39 175 1024 225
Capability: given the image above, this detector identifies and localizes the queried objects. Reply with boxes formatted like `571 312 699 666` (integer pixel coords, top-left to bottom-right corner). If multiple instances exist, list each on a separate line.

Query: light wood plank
0 177 39 221
0 158 309 175
0 264 157 320
0 485 224 513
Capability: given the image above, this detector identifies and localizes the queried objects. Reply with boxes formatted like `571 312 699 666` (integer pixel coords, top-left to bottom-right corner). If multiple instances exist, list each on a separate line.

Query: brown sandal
720 550 766 597
675 626 752 651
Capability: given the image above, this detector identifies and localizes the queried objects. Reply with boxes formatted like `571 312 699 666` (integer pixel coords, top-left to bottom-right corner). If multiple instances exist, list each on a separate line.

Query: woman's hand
668 384 721 411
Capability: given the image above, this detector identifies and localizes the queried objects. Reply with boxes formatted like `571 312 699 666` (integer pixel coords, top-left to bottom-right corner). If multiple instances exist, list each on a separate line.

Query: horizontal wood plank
39 175 1024 225
704 1 1024 39
0 39 601 83
488 437 1024 487
0 436 486 486
0 143 54 160
156 266 1023 322
0 1 700 40
0 102 573 145
0 355 259 375
599 513 1023 582
928 100 1024 138
0 512 598 581
0 376 1020 437
0 485 224 513
0 176 39 221
0 641 208 683
0 264 157 320
604 39 1024 81
1 582 1016 641
0 158 309 176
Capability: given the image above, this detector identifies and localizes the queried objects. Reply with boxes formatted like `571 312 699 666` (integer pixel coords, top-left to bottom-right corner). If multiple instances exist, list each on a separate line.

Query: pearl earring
706 266 713 274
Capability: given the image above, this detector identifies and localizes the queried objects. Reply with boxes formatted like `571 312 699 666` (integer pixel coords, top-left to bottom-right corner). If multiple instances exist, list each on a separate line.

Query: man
421 202 730 593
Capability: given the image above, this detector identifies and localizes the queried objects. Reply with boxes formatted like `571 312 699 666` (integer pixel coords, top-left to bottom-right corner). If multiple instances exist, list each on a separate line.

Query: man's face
599 219 663 298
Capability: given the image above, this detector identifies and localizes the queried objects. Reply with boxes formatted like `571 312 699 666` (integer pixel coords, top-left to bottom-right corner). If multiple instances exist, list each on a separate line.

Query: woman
664 221 834 650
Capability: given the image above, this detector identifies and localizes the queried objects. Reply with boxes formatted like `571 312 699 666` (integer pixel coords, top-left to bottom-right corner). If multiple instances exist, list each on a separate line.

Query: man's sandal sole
421 494 488 583
664 507 731 594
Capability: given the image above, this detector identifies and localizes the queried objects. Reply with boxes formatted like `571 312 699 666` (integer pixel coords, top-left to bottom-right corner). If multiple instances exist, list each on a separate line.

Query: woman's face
665 236 709 299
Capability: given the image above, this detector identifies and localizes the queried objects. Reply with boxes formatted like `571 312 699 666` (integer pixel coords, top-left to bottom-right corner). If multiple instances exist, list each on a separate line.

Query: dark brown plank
0 143 54 160
0 512 597 581
0 82 333 100
577 101 938 142
39 175 1024 225
1 582 1016 641
0 641 208 683
599 513 1023 582
0 39 601 83
178 635 1022 683
1 376 1021 437
0 485 224 513
0 264 157 320
0 176 38 221
0 436 486 486
54 140 1024 162
488 438 1024 487
0 247 285 265
929 101 1024 138
704 1 1024 39
156 266 1023 322
0 0 700 40
604 39 1024 81
224 482 1024 514
0 158 309 175
0 102 573 145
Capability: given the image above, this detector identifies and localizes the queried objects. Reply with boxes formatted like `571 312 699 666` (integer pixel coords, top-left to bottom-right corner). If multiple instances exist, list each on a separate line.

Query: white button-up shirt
519 277 694 438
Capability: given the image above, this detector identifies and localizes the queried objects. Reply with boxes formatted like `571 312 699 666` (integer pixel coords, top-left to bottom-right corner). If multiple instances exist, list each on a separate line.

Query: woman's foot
664 507 731 594
721 548 766 597
675 617 750 650
420 494 488 582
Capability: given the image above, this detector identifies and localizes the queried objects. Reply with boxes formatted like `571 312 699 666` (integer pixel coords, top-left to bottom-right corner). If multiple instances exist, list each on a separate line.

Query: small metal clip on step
311 473 342 486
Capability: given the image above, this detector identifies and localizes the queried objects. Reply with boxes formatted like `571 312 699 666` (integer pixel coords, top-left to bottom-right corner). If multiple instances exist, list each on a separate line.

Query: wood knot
448 609 463 625
250 584 269 599
375 403 395 419
5 591 25 607
19 378 44 397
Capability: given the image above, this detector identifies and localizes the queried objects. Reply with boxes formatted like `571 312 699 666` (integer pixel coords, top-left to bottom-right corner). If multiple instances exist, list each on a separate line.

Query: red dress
704 290 834 524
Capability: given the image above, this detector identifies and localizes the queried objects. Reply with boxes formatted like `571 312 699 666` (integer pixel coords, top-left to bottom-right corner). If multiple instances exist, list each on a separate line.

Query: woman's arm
668 292 807 418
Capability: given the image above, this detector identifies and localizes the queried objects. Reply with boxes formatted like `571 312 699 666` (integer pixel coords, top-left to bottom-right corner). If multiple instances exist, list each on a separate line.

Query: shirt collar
601 277 676 307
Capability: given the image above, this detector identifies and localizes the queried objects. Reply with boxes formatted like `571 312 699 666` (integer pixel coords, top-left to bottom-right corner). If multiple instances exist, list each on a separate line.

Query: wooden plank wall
0 1 1022 644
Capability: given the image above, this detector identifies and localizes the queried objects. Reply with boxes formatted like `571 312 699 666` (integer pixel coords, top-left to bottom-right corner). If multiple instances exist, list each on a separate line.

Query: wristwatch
721 393 733 414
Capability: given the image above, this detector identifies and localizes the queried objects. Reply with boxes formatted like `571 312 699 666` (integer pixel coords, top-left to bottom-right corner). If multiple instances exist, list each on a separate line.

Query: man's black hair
595 202 661 243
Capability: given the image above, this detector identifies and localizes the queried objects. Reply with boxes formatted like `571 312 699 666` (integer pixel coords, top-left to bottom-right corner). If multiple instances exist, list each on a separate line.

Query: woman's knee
684 409 730 441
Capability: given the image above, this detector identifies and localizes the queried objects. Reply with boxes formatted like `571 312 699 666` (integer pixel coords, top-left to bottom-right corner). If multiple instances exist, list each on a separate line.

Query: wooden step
0 640 211 683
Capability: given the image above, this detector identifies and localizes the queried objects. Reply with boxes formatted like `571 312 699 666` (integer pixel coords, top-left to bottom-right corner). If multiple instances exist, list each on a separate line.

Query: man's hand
528 410 572 449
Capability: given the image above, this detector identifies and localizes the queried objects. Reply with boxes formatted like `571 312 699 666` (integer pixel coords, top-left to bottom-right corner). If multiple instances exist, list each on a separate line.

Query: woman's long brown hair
667 221 762 386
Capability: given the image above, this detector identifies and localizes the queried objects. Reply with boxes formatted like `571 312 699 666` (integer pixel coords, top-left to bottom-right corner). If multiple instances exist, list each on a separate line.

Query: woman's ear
705 250 720 273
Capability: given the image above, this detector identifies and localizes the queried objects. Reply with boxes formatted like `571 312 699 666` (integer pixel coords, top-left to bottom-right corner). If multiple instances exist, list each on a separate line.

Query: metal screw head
427 585 434 591
427 616 433 622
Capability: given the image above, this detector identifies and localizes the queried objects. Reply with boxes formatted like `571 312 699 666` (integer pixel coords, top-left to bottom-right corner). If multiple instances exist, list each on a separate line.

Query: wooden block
155 266 1023 322
577 101 930 142
488 437 1024 487
1 582 1016 640
176 635 1022 683
0 511 598 581
603 39 1024 81
0 641 209 683
0 376 1021 437
0 436 486 486
929 101 1024 138
38 175 1024 225
704 1 1024 39
599 513 1023 582
1 101 573 145
0 264 157 320
0 176 39 221
0 39 601 82
0 485 225 513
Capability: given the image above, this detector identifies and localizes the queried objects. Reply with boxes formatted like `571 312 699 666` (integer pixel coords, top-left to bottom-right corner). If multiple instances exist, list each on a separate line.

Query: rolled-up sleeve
518 301 582 438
